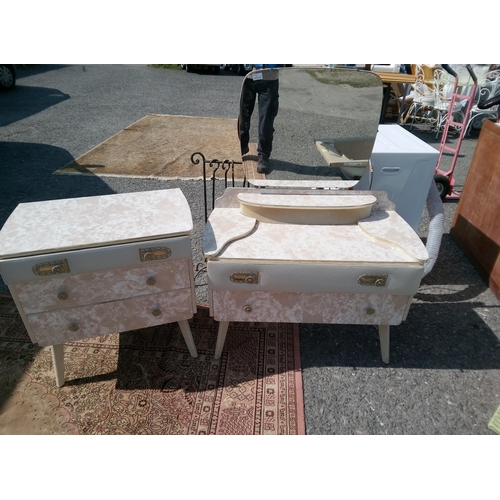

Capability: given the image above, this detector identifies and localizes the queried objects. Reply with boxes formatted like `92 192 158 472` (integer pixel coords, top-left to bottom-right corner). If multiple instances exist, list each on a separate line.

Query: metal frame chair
401 64 437 130
465 69 500 135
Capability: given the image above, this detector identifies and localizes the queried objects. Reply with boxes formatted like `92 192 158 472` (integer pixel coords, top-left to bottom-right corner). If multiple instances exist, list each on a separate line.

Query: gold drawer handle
230 272 259 284
33 259 70 276
244 305 253 313
140 247 171 262
146 277 157 286
365 307 376 316
358 274 388 287
152 308 162 317
69 323 80 332
57 292 69 301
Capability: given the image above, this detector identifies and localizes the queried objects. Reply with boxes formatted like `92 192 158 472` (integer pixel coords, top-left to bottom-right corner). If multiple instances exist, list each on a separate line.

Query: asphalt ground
1 65 499 435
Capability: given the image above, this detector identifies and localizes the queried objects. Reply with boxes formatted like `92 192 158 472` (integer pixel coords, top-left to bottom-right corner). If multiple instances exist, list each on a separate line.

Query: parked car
221 64 253 75
181 64 220 74
0 64 16 91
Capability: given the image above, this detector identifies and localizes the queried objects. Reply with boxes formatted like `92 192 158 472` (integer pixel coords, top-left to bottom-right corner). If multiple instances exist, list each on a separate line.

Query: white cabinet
0 189 198 386
370 125 439 231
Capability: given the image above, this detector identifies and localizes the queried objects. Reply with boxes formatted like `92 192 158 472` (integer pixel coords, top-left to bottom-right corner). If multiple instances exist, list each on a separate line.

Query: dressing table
202 67 429 362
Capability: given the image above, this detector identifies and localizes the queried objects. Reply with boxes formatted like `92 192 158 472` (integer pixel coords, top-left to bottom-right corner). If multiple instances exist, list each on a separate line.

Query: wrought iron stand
191 152 247 222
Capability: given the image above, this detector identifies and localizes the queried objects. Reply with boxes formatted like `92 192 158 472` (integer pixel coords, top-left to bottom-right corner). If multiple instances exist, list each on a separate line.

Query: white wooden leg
51 344 65 387
177 320 198 358
214 321 230 360
378 325 390 364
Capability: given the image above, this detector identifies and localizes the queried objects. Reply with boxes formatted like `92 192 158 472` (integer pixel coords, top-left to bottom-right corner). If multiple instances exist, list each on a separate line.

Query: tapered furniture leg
51 344 65 387
214 321 230 359
378 325 390 364
177 320 198 358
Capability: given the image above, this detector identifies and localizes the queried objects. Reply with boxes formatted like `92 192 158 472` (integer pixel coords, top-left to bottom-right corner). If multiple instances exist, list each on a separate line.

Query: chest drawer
0 236 192 285
26 288 195 346
211 290 411 325
12 259 193 314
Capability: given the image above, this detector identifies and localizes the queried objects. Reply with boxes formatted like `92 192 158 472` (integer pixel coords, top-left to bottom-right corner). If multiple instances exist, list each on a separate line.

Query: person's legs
238 79 257 155
257 79 279 160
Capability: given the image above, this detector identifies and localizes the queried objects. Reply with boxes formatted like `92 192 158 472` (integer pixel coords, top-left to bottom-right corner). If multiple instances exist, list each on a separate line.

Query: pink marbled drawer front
26 288 195 346
13 259 192 314
212 290 411 325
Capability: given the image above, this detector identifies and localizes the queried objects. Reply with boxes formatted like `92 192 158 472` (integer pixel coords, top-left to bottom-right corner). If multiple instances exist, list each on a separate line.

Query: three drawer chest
0 189 198 386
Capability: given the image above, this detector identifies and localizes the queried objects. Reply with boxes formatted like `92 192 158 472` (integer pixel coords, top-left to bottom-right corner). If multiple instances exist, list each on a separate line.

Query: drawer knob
69 323 80 332
57 292 69 301
244 305 253 313
146 277 157 286
365 307 376 316
230 272 259 284
140 247 171 262
152 308 162 317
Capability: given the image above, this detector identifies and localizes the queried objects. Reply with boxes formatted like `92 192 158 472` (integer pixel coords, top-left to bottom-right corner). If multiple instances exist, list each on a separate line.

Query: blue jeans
238 78 279 159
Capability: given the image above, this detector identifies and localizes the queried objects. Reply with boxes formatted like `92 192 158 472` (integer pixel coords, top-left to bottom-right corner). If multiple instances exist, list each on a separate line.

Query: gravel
1 64 499 434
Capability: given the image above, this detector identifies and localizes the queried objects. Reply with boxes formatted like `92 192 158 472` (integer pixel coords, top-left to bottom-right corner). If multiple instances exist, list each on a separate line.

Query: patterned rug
0 295 304 435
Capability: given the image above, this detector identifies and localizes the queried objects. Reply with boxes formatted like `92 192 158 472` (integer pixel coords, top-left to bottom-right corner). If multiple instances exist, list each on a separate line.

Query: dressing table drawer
13 259 192 314
211 290 411 325
207 262 423 295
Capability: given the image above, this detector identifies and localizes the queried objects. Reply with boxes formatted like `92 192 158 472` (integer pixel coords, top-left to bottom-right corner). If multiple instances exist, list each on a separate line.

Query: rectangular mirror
239 66 383 186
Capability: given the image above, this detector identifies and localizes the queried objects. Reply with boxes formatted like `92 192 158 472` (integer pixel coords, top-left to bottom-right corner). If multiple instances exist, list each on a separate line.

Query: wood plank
450 121 500 299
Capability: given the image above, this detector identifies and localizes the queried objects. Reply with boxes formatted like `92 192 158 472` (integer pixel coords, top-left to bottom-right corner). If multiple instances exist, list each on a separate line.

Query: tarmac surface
1 64 499 434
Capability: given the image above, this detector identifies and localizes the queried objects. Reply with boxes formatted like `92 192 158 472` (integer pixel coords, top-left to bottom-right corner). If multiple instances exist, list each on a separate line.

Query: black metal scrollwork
191 152 245 222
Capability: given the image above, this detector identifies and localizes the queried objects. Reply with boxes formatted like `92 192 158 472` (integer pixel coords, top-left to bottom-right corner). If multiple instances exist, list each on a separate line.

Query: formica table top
0 189 193 259
203 189 428 265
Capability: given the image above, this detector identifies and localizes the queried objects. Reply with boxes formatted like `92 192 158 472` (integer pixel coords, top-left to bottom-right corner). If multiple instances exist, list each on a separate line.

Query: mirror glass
238 66 383 186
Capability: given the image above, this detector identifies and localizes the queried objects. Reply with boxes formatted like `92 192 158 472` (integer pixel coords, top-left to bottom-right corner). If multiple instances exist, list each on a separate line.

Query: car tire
0 64 16 91
185 65 192 73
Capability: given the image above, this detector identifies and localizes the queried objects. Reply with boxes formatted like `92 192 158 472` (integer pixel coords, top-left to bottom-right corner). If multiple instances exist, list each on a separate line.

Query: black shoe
241 144 250 155
257 156 269 174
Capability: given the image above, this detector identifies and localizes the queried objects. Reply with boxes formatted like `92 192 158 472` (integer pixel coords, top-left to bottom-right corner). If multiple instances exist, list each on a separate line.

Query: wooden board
450 120 500 299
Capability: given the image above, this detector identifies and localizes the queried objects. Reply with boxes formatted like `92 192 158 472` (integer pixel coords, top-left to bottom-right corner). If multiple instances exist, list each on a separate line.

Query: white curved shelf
237 192 377 225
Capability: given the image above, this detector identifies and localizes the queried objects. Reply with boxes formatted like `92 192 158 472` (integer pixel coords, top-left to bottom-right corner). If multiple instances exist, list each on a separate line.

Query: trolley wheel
434 174 451 201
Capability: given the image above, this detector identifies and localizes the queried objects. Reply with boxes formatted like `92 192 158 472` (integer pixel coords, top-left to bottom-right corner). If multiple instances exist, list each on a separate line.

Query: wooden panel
450 121 500 299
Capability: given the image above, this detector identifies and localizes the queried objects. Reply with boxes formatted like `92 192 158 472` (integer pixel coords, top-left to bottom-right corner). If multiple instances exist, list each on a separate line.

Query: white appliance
369 125 439 232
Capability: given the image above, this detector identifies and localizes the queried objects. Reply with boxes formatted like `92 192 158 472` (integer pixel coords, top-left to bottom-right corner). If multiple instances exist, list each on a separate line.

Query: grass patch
307 68 380 88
